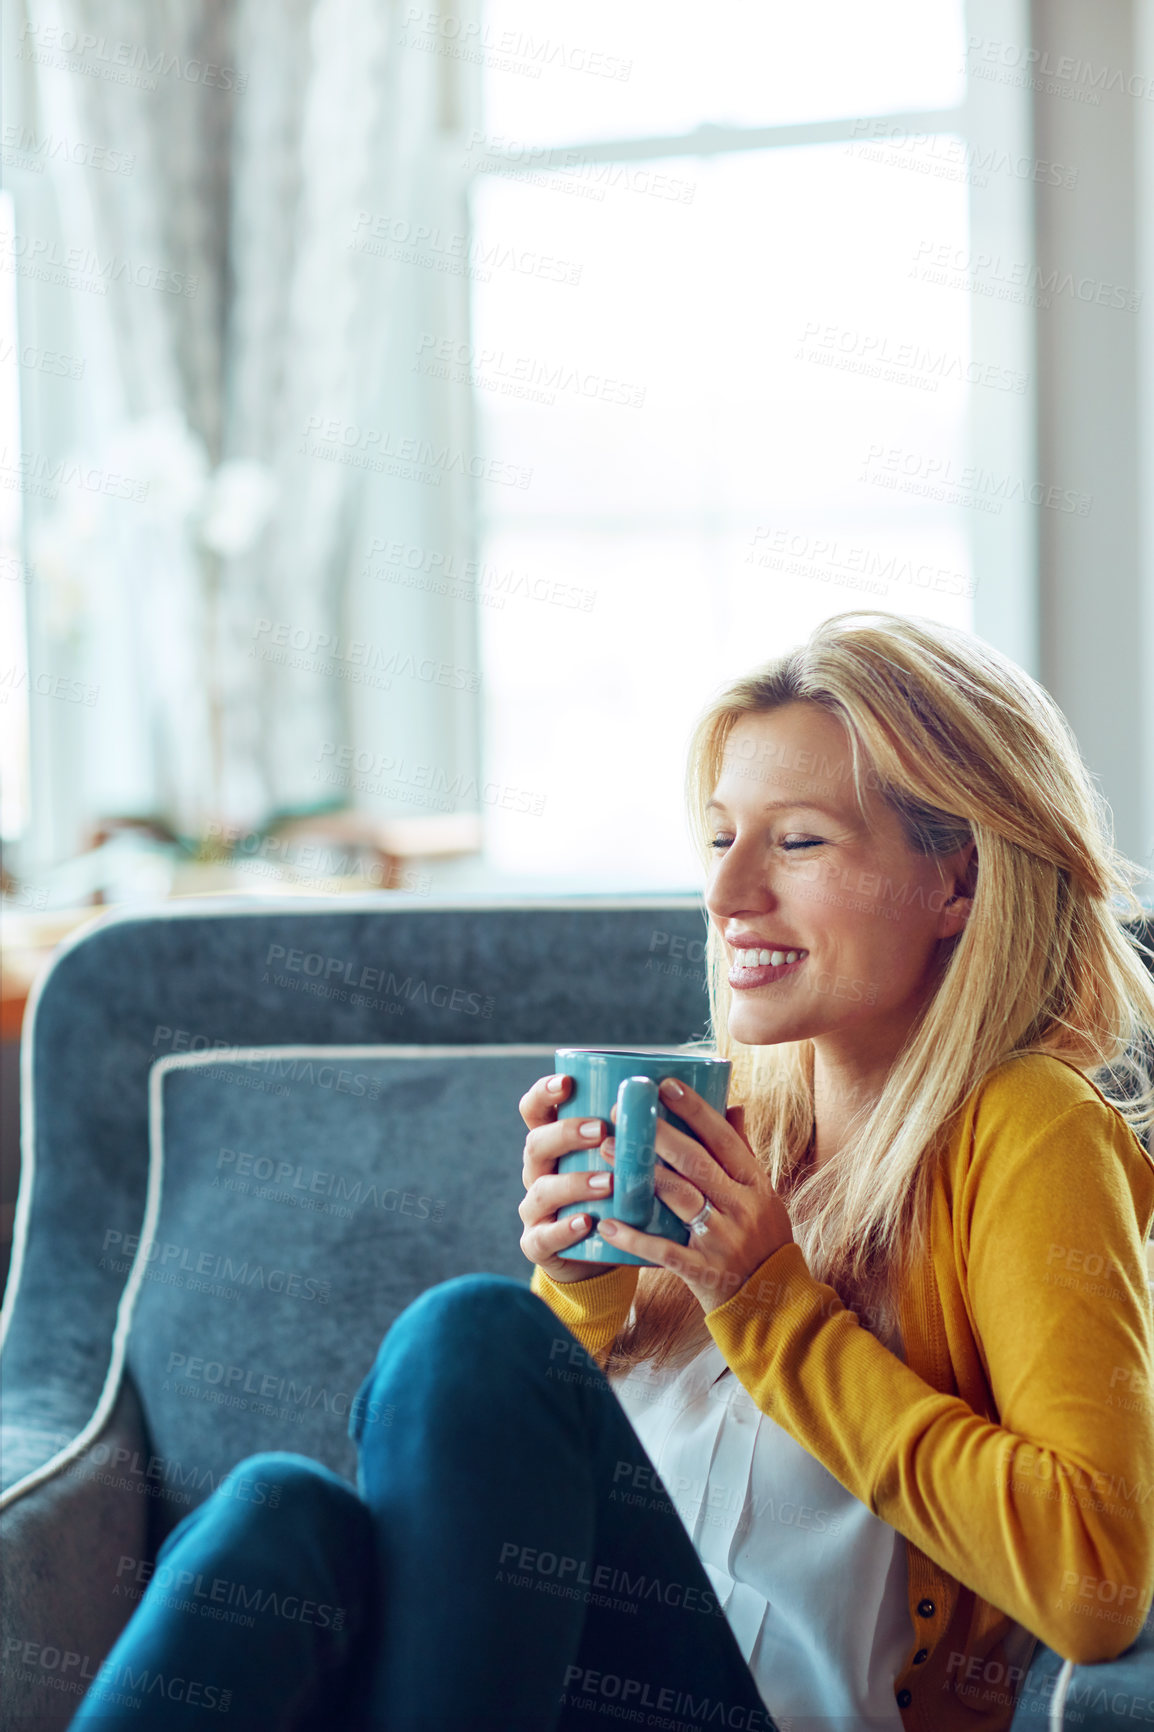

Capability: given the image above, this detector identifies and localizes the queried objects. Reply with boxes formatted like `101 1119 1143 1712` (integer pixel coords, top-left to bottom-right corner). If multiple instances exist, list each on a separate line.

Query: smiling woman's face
703 701 971 1062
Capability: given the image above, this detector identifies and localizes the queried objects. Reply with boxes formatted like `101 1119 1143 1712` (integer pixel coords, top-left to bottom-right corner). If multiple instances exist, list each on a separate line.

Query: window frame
454 0 1037 670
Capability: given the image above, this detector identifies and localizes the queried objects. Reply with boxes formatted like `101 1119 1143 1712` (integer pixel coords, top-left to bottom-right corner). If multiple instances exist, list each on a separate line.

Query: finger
602 1124 726 1214
595 1217 696 1276
522 1115 608 1185
651 1164 708 1224
657 1078 756 1182
523 1211 596 1264
519 1170 613 1227
518 1073 572 1130
599 1140 716 1230
595 1219 743 1307
649 1116 737 1207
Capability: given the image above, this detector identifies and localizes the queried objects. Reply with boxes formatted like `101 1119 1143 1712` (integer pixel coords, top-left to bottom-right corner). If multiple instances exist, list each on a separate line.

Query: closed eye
708 837 824 851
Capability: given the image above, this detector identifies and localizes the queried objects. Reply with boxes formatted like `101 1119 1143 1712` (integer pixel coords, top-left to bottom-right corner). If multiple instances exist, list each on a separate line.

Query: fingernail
602 1136 615 1156
599 1220 618 1236
570 1214 588 1231
546 1075 565 1093
579 1120 601 1138
588 1173 611 1192
659 1077 684 1100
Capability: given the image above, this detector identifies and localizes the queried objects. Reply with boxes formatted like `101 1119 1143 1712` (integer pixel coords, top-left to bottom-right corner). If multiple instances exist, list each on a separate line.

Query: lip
725 933 806 952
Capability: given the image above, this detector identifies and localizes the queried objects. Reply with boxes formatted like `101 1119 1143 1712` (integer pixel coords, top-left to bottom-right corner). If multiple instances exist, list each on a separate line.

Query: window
454 0 1032 889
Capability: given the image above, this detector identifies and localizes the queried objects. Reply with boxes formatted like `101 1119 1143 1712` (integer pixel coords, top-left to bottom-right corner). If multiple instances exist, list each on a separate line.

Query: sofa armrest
0 1376 153 1732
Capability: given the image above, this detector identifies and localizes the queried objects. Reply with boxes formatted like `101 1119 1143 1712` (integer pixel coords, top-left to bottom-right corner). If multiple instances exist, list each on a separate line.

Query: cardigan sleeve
529 1262 640 1367
703 1086 1154 1665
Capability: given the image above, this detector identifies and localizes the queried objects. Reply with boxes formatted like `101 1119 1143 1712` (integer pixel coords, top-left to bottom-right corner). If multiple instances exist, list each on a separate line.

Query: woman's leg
68 1452 377 1731
350 1273 776 1732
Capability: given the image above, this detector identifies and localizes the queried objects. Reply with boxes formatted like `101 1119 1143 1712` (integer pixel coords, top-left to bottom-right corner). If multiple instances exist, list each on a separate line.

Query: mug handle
613 1076 659 1229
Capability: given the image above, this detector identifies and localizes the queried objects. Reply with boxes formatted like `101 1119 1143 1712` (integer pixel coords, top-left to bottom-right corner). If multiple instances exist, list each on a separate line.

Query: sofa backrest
0 896 712 1514
128 1046 567 1517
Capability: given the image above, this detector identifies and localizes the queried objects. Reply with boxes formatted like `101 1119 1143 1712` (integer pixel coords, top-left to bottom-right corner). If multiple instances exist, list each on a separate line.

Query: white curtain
3 0 480 859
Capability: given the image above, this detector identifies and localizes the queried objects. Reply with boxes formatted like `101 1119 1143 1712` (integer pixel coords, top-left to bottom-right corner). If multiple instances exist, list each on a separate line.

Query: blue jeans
68 1275 776 1731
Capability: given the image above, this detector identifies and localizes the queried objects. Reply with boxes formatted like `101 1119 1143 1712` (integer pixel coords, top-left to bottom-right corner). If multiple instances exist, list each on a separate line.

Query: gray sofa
1 896 1151 1731
0 894 714 1729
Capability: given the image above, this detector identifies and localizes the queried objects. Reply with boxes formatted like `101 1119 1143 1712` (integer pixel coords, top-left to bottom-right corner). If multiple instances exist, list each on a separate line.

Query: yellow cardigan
530 1052 1154 1732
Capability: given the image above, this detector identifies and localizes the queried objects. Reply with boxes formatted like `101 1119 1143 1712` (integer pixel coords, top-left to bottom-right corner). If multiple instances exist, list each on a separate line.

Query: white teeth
733 947 805 968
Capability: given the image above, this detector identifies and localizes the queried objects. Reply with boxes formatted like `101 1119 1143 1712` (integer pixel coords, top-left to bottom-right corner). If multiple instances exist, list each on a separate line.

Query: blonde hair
608 610 1154 1376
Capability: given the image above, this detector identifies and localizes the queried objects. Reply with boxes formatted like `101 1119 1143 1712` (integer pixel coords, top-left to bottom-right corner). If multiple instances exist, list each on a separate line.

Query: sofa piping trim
0 1041 604 1509
1049 1657 1074 1731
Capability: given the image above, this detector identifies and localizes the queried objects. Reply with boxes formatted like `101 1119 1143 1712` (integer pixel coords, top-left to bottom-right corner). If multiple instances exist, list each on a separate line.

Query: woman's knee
374 1275 558 1372
154 1452 373 1632
403 1271 538 1327
350 1275 567 1442
163 1452 366 1557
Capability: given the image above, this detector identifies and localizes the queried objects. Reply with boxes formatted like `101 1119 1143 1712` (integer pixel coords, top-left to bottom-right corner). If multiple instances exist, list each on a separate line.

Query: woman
69 611 1154 1732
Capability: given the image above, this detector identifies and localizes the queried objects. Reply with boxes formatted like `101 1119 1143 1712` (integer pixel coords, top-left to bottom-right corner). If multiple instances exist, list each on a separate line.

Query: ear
936 841 978 939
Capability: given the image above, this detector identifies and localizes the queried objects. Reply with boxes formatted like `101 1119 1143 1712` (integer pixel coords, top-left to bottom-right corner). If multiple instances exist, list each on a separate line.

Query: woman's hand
597 1078 795 1313
517 1073 615 1283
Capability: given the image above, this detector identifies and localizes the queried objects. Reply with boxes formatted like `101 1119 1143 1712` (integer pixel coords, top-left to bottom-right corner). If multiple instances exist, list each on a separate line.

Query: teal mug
553 1047 732 1267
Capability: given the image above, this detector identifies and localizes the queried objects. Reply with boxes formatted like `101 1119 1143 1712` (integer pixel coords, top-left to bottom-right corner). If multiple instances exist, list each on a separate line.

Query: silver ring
688 1200 713 1237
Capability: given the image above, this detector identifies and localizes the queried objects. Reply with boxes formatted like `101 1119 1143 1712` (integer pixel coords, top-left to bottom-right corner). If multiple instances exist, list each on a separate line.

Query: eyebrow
704 798 845 818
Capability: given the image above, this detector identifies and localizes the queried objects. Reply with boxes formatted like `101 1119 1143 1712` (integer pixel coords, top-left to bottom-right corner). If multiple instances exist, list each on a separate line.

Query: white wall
1031 0 1154 898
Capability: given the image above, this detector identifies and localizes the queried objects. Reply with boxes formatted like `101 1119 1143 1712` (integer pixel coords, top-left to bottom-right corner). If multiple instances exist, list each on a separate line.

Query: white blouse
609 1330 914 1730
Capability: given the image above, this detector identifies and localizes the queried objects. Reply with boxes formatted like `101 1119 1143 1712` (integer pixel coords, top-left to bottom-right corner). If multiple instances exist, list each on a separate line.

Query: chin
727 1008 810 1047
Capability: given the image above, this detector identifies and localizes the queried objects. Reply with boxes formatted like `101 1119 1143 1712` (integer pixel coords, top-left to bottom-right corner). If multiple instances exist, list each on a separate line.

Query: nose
704 836 779 926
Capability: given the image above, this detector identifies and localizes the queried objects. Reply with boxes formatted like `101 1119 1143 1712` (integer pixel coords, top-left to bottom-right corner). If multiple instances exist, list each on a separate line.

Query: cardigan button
896 1688 913 1708
913 1649 928 1665
916 1598 935 1618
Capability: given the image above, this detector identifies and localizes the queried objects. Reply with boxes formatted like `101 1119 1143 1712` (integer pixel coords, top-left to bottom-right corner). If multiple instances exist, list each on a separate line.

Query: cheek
819 912 913 995
857 912 943 995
